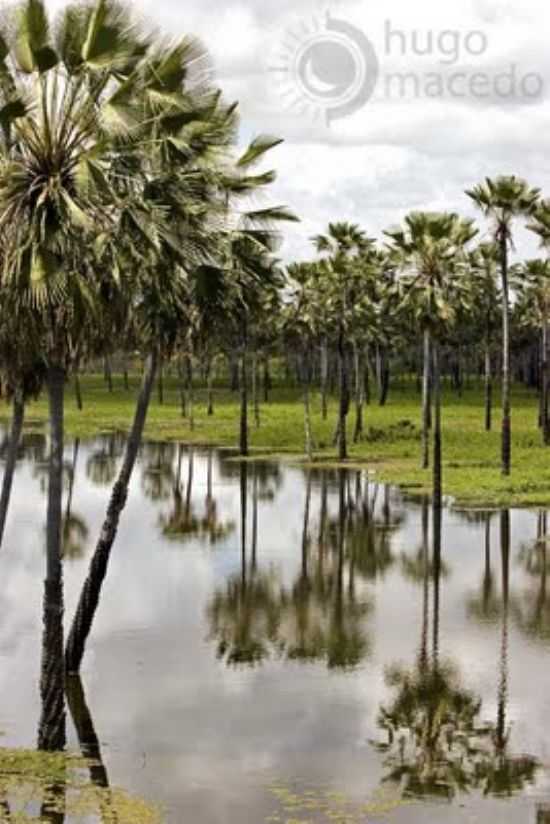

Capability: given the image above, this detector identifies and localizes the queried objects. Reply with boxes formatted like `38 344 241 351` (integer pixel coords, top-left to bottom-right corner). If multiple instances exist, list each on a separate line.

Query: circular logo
269 13 379 125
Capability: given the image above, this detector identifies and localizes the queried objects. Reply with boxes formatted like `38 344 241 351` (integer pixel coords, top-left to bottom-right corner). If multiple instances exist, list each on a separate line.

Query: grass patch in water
267 781 408 823
0 747 161 823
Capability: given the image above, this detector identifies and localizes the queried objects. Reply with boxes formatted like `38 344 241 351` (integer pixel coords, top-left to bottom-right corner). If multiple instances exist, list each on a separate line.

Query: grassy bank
3 374 550 508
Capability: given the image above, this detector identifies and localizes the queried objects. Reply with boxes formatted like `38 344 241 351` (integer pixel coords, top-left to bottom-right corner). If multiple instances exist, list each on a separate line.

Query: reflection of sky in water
0 436 549 822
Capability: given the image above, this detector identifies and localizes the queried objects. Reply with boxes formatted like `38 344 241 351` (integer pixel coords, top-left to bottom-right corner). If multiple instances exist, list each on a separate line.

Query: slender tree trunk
123 359 130 391
485 335 492 432
104 357 113 394
543 320 550 445
239 319 249 457
320 337 329 420
263 355 271 404
65 351 159 674
433 341 442 510
0 387 25 547
422 328 431 470
39 365 66 751
337 327 349 461
186 355 194 432
379 350 390 407
207 359 214 416
178 358 187 418
74 374 83 411
500 231 511 476
353 342 364 443
252 350 260 428
303 353 314 461
158 359 164 406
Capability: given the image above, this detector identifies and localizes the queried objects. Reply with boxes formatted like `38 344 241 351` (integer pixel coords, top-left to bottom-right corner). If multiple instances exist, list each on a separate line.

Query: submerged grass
0 747 161 822
3 373 550 507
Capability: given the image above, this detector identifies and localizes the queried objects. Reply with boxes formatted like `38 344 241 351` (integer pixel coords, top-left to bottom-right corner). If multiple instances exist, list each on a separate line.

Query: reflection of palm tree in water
376 506 538 799
161 448 235 545
513 511 550 642
466 512 501 623
207 462 281 665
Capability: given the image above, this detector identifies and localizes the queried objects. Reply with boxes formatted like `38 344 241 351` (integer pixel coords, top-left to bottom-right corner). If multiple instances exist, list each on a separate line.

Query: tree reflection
375 507 539 801
207 462 281 665
207 467 373 670
141 441 177 502
513 511 550 642
85 434 125 488
160 447 235 546
467 512 501 623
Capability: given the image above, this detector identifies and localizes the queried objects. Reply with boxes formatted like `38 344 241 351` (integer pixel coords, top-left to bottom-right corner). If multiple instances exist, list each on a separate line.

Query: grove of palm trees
0 1 549 823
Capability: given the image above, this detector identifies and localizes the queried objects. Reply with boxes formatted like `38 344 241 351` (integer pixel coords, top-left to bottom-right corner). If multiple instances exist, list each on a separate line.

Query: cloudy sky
49 0 550 261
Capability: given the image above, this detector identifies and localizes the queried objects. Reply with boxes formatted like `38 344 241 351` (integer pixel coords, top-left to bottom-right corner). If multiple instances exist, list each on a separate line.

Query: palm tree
313 223 374 460
385 212 477 507
467 176 541 475
468 244 501 432
514 259 550 443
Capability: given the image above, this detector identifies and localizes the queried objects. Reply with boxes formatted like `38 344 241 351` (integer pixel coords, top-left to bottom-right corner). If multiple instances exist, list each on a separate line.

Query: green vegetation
5 375 550 507
0 747 161 823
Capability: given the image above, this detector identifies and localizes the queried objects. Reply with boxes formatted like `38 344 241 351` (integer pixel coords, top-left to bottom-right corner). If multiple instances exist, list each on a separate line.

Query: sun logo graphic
269 13 380 126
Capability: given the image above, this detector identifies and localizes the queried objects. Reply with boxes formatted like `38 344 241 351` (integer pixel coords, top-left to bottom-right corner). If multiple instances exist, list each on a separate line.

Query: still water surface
1 434 550 822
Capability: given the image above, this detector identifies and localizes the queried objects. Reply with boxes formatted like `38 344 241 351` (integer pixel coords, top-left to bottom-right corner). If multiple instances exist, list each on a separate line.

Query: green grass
4 374 550 508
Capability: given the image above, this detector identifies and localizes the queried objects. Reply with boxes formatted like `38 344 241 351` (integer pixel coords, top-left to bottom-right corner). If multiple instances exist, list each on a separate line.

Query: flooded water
1 433 550 823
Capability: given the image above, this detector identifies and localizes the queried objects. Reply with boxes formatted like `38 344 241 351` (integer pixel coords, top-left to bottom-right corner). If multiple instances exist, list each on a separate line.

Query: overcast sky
49 0 550 261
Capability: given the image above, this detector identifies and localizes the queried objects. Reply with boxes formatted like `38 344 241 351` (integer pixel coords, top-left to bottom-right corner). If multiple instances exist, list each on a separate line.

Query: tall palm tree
385 212 477 507
313 223 374 460
468 244 501 432
467 176 541 475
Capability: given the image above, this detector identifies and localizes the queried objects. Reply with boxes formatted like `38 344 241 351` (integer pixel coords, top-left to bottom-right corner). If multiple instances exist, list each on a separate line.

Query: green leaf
14 0 58 73
237 135 283 168
0 98 28 128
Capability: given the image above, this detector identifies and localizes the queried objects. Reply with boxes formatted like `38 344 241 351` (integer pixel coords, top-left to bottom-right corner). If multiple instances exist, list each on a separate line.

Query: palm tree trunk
0 387 25 547
239 318 249 457
74 373 83 411
337 327 348 461
422 328 431 470
500 230 512 476
543 320 550 445
157 359 164 405
353 342 364 443
432 340 442 510
252 350 260 428
104 357 113 393
39 364 67 751
320 337 329 420
65 350 159 674
303 353 314 460
485 335 492 432
263 355 271 404
207 359 214 416
186 355 194 432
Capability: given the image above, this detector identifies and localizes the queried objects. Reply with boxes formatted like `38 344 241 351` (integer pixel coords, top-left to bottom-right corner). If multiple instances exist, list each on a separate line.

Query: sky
48 0 550 261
